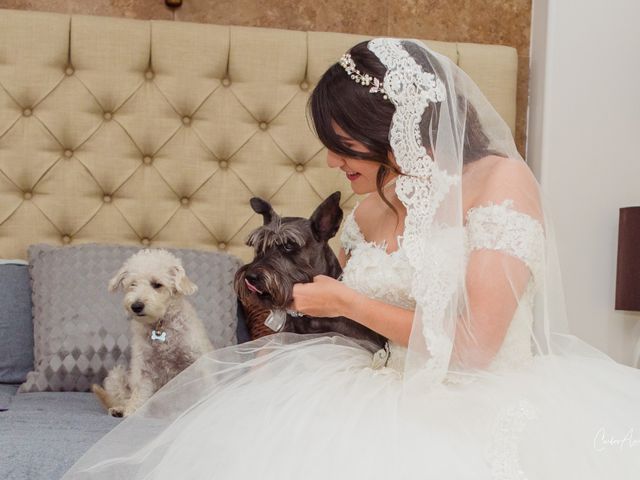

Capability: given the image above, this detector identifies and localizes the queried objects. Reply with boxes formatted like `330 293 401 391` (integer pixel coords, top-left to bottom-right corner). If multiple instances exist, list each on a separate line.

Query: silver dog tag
265 310 287 332
151 330 167 342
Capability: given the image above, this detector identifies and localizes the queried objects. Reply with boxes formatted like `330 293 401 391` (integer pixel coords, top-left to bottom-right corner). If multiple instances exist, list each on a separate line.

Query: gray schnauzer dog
234 191 387 352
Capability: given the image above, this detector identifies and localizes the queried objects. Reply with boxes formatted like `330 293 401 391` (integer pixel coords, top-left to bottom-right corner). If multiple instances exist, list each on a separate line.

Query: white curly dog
92 249 213 417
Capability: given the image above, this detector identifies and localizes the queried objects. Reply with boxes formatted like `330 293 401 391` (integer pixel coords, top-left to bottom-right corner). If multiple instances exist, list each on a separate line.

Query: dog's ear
169 265 198 296
108 267 128 292
310 191 343 241
250 197 279 225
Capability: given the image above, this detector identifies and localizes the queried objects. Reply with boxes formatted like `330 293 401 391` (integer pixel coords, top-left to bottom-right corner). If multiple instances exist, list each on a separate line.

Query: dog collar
151 319 167 343
264 309 304 332
265 310 287 332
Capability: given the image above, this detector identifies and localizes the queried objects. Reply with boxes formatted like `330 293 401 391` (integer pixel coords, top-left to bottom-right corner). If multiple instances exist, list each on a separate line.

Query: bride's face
326 123 394 195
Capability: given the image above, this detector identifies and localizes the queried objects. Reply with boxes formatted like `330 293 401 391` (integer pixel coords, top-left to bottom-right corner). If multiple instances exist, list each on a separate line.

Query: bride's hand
290 275 353 318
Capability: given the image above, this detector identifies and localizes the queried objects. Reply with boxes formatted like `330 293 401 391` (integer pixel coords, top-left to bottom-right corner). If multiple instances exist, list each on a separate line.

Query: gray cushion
0 384 18 411
20 244 243 393
0 260 34 384
0 391 120 480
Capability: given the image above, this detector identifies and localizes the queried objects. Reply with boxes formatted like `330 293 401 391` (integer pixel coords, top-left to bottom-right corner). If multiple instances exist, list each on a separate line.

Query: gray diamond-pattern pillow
19 243 243 392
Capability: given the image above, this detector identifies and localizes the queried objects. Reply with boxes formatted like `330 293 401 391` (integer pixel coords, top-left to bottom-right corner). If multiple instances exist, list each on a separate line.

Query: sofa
0 7 518 480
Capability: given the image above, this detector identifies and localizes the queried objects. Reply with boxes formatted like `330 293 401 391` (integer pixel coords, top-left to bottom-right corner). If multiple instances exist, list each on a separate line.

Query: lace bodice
339 199 545 376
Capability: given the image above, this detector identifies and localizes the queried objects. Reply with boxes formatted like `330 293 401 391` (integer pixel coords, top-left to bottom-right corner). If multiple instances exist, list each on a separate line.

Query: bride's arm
336 246 415 345
338 248 531 369
342 159 543 369
301 159 542 368
451 158 543 369
294 248 416 345
305 247 415 345
340 289 415 346
450 249 531 369
312 236 532 366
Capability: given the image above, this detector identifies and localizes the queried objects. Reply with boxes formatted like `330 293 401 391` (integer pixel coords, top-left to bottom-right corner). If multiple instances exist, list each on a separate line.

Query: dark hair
308 40 495 223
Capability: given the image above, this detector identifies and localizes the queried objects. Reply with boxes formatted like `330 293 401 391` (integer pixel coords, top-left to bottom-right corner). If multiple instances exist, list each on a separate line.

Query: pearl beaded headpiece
339 53 388 100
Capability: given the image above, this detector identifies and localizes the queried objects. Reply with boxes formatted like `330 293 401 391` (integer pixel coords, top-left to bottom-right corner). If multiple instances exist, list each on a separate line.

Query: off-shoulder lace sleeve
465 199 545 281
340 202 365 255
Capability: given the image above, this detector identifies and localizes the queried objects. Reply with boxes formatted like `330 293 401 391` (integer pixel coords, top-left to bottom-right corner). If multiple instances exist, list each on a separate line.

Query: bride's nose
326 150 344 168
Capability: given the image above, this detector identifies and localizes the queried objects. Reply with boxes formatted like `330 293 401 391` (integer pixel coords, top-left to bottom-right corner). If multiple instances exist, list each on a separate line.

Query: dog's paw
108 407 124 418
123 406 139 417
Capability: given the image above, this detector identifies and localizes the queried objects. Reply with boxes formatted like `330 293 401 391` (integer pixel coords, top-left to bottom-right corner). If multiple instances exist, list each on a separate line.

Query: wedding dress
63 38 640 479
62 197 640 480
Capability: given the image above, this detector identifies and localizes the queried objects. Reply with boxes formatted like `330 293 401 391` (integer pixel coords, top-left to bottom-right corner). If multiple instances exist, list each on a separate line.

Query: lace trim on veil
367 38 461 385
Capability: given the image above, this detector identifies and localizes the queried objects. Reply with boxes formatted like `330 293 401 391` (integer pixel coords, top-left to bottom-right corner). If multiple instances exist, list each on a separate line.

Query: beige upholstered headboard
0 8 518 263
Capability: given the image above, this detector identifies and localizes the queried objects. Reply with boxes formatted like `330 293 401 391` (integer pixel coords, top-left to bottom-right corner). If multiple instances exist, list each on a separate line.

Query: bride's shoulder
464 155 541 219
464 155 536 188
350 194 377 226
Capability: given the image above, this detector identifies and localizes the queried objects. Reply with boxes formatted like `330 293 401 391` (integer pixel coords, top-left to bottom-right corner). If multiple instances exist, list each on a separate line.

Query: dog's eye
281 241 297 253
151 282 163 290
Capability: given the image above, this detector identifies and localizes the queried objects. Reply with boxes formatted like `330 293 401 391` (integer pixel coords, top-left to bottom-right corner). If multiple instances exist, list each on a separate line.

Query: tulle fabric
62 332 640 480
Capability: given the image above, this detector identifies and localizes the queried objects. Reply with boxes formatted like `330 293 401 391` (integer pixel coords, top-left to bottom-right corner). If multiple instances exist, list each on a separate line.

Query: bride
63 39 640 479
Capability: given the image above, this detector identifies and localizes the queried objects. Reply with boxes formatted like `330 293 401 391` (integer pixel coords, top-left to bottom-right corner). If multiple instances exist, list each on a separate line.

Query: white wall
528 0 640 366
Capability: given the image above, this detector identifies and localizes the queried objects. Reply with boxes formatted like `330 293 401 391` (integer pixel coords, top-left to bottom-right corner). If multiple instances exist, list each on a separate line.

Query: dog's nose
131 301 145 314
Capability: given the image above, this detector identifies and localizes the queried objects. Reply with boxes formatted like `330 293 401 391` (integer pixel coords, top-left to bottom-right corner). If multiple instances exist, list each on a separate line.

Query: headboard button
62 235 71 244
141 238 151 246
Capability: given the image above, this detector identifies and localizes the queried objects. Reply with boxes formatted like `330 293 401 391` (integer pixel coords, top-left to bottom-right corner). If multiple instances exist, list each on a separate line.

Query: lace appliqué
368 38 461 386
486 399 538 480
340 202 403 255
339 206 416 313
340 203 365 256
466 200 545 282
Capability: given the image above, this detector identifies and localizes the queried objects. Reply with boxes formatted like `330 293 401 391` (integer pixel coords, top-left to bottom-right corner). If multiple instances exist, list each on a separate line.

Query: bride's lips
345 172 361 181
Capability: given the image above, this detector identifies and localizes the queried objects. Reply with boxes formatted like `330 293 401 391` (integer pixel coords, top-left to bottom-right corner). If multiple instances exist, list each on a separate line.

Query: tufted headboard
0 8 518 263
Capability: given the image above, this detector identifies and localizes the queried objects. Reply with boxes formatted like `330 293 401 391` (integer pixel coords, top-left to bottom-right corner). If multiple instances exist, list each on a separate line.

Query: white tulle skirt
62 332 640 480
